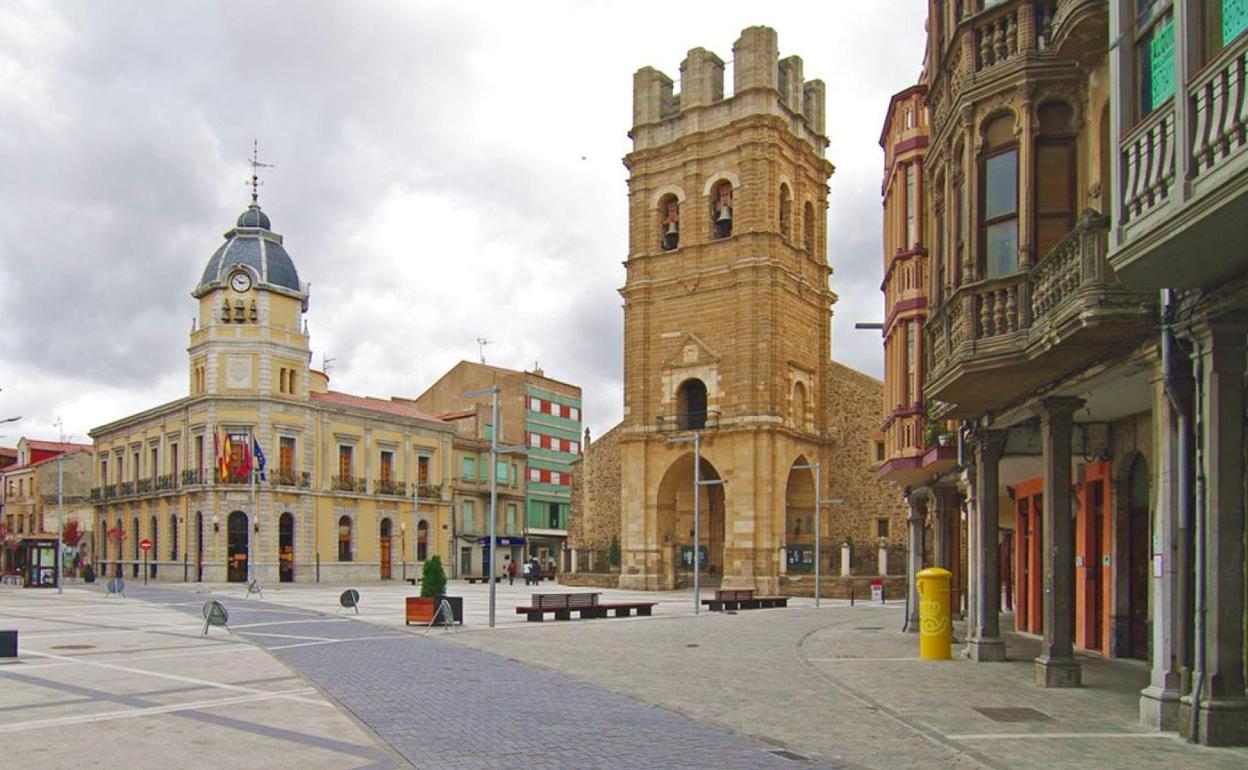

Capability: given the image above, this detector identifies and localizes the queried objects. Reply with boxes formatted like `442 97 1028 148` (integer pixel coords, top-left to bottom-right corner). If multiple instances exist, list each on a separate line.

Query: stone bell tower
619 26 836 593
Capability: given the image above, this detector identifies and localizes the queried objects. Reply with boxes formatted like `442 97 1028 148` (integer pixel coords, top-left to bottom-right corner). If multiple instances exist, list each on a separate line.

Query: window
875 441 886 462
416 520 428 561
338 446 353 479
194 435 204 474
710 180 733 238
170 514 179 560
170 443 179 478
877 519 890 539
677 378 708 430
906 321 917 405
132 451 140 481
100 459 108 485
792 381 808 429
338 516 352 561
570 406 580 422
463 456 476 479
496 460 508 482
151 447 158 480
279 437 295 475
463 500 475 532
529 397 541 411
1035 103 1076 260
506 503 517 534
1205 0 1248 62
380 451 394 485
779 184 792 239
659 195 680 251
1135 0 1175 120
905 164 918 248
530 432 540 448
549 502 561 529
417 455 430 484
980 115 1019 278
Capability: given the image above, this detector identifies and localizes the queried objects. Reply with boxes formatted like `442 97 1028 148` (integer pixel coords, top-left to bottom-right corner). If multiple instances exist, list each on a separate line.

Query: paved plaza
3 580 1248 768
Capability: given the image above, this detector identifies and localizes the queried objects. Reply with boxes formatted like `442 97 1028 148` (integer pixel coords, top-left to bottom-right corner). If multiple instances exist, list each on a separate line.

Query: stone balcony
927 212 1154 417
1112 31 1248 289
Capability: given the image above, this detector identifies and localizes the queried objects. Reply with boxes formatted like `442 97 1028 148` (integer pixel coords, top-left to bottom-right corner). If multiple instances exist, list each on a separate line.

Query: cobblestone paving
132 587 837 769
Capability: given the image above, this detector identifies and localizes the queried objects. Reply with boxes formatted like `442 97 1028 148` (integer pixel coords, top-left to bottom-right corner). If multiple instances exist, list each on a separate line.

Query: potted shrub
405 556 460 625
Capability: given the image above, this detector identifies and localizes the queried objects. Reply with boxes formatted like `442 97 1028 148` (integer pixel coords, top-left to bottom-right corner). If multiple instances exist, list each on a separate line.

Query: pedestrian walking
522 560 531 585
507 557 517 585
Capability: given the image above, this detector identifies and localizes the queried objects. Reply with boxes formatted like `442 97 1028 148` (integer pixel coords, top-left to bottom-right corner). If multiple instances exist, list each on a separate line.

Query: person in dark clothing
507 557 517 585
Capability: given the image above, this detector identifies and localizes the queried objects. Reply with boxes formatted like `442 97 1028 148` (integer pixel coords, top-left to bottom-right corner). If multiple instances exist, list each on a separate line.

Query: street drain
51 645 95 651
974 706 1054 723
686 643 699 648
769 749 811 762
854 626 883 631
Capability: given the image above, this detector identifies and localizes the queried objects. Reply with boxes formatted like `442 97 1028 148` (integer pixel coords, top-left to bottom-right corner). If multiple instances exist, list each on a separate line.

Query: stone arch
337 514 354 562
784 456 817 574
803 200 815 253
709 179 734 238
227 510 248 583
658 192 681 251
379 516 393 580
416 518 429 562
279 512 295 582
779 183 792 239
656 452 726 587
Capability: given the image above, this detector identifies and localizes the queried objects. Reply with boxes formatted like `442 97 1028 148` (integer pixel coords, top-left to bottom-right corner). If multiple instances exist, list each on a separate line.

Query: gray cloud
0 1 926 442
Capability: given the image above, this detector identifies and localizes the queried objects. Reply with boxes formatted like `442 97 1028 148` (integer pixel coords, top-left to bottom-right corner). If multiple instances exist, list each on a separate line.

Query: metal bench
701 588 756 611
463 575 502 584
596 601 658 618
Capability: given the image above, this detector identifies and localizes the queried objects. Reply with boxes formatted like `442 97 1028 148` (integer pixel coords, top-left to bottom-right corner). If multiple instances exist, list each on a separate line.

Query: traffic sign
139 538 153 553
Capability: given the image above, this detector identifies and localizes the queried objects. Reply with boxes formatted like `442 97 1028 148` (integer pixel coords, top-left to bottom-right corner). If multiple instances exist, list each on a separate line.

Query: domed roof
194 203 302 298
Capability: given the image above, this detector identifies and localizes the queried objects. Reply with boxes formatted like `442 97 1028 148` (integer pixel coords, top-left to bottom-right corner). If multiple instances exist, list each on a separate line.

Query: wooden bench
596 601 658 618
753 595 789 608
463 575 502 584
515 592 602 622
701 588 756 611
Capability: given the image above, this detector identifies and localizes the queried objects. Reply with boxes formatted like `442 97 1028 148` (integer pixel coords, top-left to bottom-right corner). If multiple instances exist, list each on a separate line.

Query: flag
220 430 233 480
253 437 267 481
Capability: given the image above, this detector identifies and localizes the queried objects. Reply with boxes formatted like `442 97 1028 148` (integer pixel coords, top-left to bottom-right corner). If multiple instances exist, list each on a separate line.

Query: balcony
271 469 311 489
181 469 203 486
214 468 252 486
104 484 117 499
1112 32 1248 288
119 481 134 497
927 212 1154 417
90 487 101 502
376 479 406 497
155 474 176 492
655 410 720 433
415 482 441 500
332 476 366 493
136 479 153 495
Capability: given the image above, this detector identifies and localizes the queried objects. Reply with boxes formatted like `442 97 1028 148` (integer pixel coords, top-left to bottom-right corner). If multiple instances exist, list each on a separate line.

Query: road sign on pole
140 538 152 585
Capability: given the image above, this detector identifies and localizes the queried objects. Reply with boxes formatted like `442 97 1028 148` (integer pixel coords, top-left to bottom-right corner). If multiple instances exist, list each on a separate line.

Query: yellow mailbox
916 567 952 660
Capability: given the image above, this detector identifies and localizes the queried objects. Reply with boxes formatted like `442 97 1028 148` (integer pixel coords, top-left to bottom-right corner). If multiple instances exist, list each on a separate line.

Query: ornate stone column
1035 397 1084 687
1186 321 1248 745
967 429 1007 661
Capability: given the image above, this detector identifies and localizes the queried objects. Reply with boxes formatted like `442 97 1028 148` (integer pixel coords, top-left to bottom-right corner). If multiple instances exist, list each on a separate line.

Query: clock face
230 271 252 292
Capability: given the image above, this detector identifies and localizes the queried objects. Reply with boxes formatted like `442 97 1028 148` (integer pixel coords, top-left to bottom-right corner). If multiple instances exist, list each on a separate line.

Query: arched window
792 381 808 429
417 519 429 562
659 195 680 251
710 181 733 239
779 184 792 239
337 516 352 562
803 201 815 253
979 113 1019 278
1035 102 1076 260
676 378 708 430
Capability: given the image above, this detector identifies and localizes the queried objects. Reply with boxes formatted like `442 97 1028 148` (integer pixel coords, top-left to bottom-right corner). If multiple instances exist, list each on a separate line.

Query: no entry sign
139 538 153 553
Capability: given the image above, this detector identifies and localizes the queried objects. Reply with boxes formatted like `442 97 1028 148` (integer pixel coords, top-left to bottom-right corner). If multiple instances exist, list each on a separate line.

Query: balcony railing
271 469 311 489
214 468 252 485
1190 32 1248 180
136 479 153 495
332 476 366 493
119 481 134 497
90 487 101 502
104 484 117 499
181 469 203 486
927 212 1147 410
376 479 406 497
415 482 441 500
155 474 176 491
1121 101 1176 224
655 410 721 433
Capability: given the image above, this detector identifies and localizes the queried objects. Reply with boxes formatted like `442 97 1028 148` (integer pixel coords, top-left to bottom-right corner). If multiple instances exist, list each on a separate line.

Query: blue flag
253 438 266 481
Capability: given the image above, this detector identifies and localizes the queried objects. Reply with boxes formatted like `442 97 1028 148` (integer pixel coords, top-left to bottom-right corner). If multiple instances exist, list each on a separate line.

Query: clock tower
189 200 311 402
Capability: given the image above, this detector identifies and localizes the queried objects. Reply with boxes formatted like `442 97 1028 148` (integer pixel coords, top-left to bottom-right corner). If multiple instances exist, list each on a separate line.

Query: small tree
607 535 621 568
420 555 447 599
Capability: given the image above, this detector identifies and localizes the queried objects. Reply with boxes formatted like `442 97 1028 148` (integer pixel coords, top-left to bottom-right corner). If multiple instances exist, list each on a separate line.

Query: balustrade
1029 212 1110 318
1121 103 1176 222
1191 33 1248 177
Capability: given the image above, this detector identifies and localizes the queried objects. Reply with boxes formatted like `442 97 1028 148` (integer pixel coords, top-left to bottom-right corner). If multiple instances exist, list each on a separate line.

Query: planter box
405 596 462 625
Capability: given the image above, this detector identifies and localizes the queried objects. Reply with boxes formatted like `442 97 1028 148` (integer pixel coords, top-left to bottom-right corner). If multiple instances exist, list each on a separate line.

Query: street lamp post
55 418 64 595
400 522 407 582
463 386 527 628
791 460 844 608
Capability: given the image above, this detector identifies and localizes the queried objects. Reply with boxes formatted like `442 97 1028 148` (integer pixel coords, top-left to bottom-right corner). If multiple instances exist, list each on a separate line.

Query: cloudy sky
0 0 926 445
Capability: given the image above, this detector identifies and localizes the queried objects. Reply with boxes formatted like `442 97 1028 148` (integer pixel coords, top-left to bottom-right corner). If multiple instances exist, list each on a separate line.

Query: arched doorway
1127 455 1150 660
131 516 140 578
149 514 158 579
379 518 392 580
195 511 203 582
784 457 817 575
676 379 708 430
227 510 248 583
657 453 725 588
279 513 294 583
416 520 428 562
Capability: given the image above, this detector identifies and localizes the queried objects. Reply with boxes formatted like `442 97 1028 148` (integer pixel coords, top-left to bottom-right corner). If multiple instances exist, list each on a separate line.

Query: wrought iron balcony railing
655 410 720 433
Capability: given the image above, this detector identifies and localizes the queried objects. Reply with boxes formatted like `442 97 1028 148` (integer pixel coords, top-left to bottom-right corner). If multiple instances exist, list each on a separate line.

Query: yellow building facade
91 200 455 584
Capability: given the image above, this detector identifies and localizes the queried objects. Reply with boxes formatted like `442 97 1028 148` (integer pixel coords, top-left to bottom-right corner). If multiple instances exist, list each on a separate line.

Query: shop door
227 511 248 583
279 513 294 583
379 519 392 580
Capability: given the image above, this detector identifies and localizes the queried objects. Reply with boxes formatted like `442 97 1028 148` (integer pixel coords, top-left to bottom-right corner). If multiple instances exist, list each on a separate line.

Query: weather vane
247 139 275 204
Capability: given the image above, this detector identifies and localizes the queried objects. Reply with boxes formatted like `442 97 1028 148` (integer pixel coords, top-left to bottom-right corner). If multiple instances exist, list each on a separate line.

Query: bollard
0 629 17 657
916 567 952 660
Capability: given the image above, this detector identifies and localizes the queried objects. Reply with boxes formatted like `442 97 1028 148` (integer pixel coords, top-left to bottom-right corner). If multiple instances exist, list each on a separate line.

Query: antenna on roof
476 338 492 364
322 354 336 375
246 139 275 205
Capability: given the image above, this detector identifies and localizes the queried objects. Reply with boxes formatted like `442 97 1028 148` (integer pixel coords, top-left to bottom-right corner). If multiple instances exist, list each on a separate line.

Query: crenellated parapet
630 26 826 153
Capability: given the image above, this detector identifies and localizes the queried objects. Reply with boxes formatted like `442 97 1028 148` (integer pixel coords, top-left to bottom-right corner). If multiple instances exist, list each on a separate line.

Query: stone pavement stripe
13 641 259 670
133 587 840 769
948 732 1178 741
0 688 317 732
0 673 299 715
22 649 334 706
0 666 395 767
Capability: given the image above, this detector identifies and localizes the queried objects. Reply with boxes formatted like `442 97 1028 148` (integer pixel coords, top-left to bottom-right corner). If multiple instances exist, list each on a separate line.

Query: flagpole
249 428 256 587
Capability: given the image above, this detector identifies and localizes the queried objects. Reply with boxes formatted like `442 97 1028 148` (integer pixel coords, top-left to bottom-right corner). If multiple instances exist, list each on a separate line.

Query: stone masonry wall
568 423 622 552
